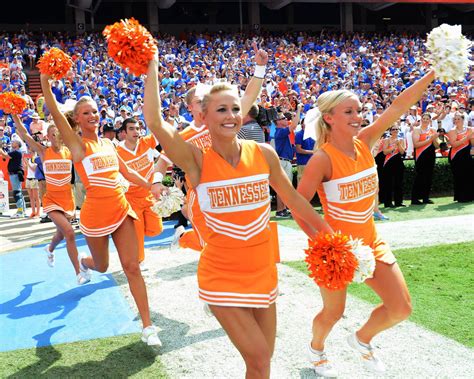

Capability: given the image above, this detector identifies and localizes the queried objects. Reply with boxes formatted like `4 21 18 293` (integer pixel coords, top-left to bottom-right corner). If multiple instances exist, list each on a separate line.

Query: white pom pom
116 173 129 193
425 24 473 83
151 186 185 218
349 238 376 283
303 107 320 141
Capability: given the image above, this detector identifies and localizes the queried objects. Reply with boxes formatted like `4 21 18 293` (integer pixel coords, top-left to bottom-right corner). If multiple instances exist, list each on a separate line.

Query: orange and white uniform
414 128 435 161
161 121 212 251
42 146 75 217
116 134 163 262
74 137 136 237
318 138 396 264
194 140 278 308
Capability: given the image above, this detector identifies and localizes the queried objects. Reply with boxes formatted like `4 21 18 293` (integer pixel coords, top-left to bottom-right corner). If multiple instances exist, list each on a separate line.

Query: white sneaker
44 245 55 267
307 344 338 377
10 212 26 219
76 272 90 285
170 225 185 253
141 325 162 348
78 253 92 283
347 333 386 374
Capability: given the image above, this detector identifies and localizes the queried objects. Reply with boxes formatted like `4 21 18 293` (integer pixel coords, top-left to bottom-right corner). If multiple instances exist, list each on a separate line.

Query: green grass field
286 241 474 348
0 333 168 378
272 196 474 228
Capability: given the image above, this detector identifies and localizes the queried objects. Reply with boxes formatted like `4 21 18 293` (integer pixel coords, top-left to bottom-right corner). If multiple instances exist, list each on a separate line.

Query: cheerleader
12 115 87 284
40 73 162 348
297 71 435 376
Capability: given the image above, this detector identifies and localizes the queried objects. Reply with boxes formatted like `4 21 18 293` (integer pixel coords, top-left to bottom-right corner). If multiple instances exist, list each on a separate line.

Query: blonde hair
314 90 357 149
73 96 96 116
201 82 239 114
64 110 79 133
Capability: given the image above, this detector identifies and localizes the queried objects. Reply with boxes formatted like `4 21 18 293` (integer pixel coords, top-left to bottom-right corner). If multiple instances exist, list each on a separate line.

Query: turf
0 333 168 378
272 196 474 228
285 241 474 347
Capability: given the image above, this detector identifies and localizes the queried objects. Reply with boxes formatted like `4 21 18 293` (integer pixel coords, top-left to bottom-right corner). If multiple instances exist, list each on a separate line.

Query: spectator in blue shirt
295 119 315 185
273 108 299 217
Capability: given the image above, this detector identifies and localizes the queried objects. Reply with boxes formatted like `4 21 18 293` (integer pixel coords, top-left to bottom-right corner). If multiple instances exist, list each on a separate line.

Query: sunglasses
390 128 399 131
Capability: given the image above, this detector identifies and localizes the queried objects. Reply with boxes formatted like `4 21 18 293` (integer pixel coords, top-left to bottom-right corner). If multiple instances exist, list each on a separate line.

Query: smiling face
202 88 242 141
74 99 100 134
323 95 362 139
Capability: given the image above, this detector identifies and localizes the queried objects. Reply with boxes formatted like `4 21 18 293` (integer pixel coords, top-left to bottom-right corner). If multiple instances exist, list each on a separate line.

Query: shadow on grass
434 201 472 211
150 310 226 354
7 339 157 378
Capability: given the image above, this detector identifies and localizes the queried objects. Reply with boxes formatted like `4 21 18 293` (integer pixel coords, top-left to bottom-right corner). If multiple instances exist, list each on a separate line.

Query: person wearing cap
29 112 46 137
116 117 164 268
101 123 118 145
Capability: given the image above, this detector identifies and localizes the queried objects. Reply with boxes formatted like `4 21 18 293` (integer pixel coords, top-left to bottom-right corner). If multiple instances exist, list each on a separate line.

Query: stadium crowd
1 29 473 219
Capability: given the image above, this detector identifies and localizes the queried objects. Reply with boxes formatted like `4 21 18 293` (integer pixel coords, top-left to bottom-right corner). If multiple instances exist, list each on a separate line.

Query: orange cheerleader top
195 140 271 248
74 137 122 199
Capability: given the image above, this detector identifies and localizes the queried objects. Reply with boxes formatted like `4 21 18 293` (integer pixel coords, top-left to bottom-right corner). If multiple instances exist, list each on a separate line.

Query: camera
256 106 279 126
172 166 185 182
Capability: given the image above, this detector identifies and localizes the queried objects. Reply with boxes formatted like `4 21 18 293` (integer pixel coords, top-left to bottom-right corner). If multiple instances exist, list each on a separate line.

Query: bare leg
210 305 275 379
112 216 151 328
48 211 80 275
357 262 412 344
311 287 347 351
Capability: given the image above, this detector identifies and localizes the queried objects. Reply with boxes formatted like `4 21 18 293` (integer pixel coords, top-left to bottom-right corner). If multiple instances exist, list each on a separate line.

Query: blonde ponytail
315 90 357 149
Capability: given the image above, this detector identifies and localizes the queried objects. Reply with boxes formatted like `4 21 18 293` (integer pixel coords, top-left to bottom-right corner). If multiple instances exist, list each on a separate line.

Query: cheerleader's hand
252 41 268 66
40 73 52 82
151 182 169 200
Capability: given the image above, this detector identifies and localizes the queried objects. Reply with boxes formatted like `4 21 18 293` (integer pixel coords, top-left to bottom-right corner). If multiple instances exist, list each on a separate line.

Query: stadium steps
27 70 42 101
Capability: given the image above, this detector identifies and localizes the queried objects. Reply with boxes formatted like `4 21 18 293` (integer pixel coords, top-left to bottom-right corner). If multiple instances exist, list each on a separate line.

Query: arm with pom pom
143 55 200 186
40 73 84 160
359 70 435 150
259 143 332 241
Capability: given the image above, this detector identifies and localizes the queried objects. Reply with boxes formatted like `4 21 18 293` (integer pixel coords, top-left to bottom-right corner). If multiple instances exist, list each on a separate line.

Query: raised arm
259 143 331 240
143 56 200 186
40 74 84 161
11 114 45 159
240 42 268 117
359 70 435 149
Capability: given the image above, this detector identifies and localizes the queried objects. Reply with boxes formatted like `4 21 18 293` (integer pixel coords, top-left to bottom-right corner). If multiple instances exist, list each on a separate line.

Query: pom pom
0 92 27 115
425 24 473 83
151 186 185 218
305 232 358 291
103 18 157 77
116 173 130 194
37 48 73 80
348 238 376 283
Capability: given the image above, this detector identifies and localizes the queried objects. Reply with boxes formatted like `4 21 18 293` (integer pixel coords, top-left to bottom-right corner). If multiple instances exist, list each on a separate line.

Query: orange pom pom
305 232 358 291
0 92 27 115
103 18 157 77
37 48 73 80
